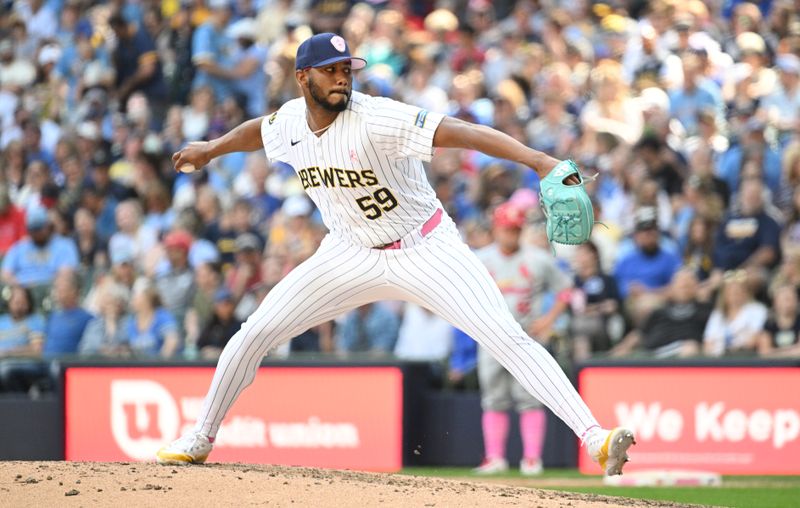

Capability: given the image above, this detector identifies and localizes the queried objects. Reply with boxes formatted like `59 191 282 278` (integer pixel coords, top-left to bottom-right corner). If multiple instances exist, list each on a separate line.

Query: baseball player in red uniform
158 33 635 475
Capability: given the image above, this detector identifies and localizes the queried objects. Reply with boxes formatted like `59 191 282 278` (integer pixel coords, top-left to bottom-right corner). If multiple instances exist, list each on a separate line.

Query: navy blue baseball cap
295 33 367 70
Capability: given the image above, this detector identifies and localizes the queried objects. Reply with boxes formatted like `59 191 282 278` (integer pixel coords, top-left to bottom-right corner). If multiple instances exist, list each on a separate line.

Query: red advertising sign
65 367 403 471
578 367 800 474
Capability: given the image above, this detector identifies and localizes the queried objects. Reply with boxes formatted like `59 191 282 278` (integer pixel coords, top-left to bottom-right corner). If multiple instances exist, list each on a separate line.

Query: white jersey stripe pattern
193 215 599 439
261 91 444 247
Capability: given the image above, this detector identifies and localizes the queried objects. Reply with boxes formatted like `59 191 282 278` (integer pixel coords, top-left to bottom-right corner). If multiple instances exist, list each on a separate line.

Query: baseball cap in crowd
227 18 258 41
163 230 193 251
213 287 235 304
208 0 231 9
295 33 367 70
737 31 766 55
91 146 113 168
110 241 135 265
634 207 658 231
508 188 539 212
492 202 526 229
26 206 50 231
77 121 100 141
282 195 312 217
38 45 61 67
674 14 693 32
235 233 262 252
776 53 800 75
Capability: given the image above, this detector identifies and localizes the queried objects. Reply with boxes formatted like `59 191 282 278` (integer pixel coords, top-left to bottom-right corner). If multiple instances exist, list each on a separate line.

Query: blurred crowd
2 0 800 394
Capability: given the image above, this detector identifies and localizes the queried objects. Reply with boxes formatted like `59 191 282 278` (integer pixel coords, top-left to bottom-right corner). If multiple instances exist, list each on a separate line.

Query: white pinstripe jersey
261 91 446 248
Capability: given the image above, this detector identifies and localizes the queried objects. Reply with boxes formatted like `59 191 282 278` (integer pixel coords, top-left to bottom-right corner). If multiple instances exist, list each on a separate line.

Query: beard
308 76 349 112
640 243 660 257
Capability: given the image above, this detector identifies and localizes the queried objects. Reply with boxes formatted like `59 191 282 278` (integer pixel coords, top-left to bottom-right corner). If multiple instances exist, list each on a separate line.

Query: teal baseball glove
539 160 595 245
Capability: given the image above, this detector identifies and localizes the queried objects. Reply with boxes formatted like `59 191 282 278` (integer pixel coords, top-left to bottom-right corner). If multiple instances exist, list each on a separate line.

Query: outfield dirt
0 461 697 507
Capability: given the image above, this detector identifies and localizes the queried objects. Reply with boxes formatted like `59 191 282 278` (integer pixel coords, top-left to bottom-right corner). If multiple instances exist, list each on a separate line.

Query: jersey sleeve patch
268 111 278 125
414 110 428 128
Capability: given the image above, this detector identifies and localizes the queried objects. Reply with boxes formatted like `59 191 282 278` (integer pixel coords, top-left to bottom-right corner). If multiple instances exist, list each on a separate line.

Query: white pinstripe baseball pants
194 212 599 439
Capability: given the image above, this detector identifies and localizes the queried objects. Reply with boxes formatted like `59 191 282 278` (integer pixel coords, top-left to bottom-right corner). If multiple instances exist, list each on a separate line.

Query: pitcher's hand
172 141 212 173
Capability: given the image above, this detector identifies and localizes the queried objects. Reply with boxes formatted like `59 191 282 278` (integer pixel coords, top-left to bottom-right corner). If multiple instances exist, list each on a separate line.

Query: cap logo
331 35 346 53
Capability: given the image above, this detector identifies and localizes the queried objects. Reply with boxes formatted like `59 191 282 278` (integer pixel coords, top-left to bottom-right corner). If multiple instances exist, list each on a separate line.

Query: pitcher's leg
195 239 387 438
388 240 599 438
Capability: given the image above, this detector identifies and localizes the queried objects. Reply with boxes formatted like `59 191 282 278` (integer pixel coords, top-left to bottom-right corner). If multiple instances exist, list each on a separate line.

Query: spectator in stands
85 147 134 204
42 270 94 358
108 12 168 122
268 195 318 266
717 117 782 195
712 177 781 272
196 288 242 360
580 59 644 145
612 269 713 358
191 0 234 102
199 18 268 118
141 182 175 236
669 52 722 137
226 233 263 302
526 88 578 160
632 134 685 197
682 214 717 281
781 183 800 258
73 207 106 272
337 303 400 356
446 328 478 391
126 277 180 358
393 303 452 362
210 197 263 267
1 206 79 290
760 54 800 144
569 241 623 362
0 286 45 357
704 270 768 356
757 284 800 357
79 183 118 246
184 261 224 351
156 229 196 331
13 0 57 46
0 183 27 257
79 283 131 358
613 207 682 322
108 200 159 274
239 155 283 225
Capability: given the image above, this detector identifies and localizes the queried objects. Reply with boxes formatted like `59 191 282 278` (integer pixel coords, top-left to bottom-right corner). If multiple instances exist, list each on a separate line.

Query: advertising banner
65 366 403 471
579 367 800 474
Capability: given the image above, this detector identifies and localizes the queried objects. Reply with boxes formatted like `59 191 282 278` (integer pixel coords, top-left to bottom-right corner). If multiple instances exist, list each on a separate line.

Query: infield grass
401 468 800 508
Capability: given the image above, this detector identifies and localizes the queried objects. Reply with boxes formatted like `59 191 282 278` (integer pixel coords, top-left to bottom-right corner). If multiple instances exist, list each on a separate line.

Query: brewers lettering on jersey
160 33 634 475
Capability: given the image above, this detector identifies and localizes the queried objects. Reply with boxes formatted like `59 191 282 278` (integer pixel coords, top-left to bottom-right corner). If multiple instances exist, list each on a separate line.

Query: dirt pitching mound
1 461 695 507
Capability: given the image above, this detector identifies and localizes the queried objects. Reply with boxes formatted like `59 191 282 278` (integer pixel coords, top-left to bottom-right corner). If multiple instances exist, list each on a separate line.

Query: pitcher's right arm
171 116 265 172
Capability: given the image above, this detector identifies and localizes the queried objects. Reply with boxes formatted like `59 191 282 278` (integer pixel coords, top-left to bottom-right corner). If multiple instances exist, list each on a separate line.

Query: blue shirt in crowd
192 22 233 100
717 144 781 195
42 307 94 358
125 308 178 357
2 236 80 287
713 211 782 270
670 86 719 136
231 44 268 117
450 328 477 374
0 313 45 352
339 303 400 353
614 246 682 299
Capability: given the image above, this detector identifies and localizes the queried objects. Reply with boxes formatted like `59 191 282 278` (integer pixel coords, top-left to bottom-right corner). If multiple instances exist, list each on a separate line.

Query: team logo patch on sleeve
414 109 428 128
